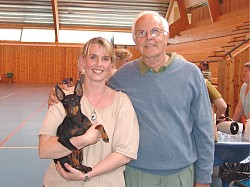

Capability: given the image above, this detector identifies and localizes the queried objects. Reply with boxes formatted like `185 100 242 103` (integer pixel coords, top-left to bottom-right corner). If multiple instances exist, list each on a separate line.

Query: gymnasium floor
0 83 54 187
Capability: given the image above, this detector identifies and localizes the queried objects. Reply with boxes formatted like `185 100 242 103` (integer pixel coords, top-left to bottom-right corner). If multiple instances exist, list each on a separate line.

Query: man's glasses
135 28 165 38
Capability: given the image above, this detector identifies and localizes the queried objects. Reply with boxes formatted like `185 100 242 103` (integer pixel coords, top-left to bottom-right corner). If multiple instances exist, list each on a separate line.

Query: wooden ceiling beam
166 0 175 20
207 0 221 23
169 0 189 37
51 0 59 43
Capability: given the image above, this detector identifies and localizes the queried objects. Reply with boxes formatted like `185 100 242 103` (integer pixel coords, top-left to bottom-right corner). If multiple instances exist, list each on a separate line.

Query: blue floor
0 83 54 187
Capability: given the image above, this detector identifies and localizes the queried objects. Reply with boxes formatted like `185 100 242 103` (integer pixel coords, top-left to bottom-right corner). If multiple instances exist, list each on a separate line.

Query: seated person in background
205 79 227 119
233 62 250 129
200 61 212 82
109 48 133 78
205 79 227 142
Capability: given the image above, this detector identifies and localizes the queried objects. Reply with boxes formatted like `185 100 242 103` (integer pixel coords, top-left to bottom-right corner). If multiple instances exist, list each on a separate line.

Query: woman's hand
55 161 85 181
82 124 102 145
71 124 102 149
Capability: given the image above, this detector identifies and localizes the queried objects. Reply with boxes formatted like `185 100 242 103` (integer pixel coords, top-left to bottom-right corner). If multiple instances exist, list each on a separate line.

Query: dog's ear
55 85 65 102
74 80 83 98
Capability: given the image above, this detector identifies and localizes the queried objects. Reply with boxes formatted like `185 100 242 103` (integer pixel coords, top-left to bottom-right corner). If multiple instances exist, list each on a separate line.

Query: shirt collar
138 52 175 75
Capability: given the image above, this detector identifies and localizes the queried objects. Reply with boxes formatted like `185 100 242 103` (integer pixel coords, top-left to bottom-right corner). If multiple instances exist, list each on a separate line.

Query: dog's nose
67 113 74 118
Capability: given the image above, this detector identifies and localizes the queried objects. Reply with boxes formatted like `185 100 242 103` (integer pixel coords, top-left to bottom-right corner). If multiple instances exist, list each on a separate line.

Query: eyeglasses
135 28 165 38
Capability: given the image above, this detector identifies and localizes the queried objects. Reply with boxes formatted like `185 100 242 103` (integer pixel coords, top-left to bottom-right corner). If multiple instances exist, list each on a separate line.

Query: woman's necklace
84 86 106 121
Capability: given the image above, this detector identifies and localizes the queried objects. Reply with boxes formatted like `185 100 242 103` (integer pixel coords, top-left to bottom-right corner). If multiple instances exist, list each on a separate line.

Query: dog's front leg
95 124 109 143
58 137 78 151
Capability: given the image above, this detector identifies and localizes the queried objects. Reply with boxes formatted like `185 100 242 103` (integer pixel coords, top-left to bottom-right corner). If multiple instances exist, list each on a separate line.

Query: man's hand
48 87 59 108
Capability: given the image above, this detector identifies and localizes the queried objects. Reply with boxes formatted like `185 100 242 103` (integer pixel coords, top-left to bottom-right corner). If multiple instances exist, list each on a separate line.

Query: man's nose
145 31 152 40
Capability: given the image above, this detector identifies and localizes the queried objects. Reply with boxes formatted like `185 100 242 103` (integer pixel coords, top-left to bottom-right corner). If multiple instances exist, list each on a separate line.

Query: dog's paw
95 124 109 143
102 136 109 143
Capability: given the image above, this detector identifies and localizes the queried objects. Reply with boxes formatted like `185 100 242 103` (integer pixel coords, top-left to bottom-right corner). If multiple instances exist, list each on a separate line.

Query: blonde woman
39 37 139 187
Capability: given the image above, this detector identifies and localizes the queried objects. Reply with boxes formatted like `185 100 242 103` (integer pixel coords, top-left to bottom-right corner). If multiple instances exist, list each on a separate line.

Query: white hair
131 11 169 41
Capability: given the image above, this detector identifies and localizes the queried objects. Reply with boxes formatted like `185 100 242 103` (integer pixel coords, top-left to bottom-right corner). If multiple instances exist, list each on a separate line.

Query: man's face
134 14 168 59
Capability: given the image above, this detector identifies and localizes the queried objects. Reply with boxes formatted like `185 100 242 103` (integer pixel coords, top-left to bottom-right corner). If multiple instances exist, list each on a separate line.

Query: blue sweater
109 55 214 184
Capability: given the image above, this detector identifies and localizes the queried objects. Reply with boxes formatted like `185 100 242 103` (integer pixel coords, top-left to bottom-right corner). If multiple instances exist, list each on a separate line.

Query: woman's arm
39 124 101 159
39 135 71 159
55 152 131 181
88 152 131 179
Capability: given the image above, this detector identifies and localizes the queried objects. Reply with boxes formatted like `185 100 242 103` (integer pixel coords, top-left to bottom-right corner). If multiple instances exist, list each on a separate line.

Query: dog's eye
63 102 68 107
73 99 78 104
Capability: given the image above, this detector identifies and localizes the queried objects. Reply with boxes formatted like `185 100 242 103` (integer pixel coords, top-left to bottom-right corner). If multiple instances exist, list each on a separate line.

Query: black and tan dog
54 80 109 173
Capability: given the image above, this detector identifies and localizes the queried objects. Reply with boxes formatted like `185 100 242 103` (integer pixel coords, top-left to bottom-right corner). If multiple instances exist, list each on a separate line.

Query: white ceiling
0 0 171 32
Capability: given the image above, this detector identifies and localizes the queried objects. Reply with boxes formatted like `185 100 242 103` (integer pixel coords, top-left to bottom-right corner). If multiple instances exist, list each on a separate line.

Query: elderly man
108 11 214 187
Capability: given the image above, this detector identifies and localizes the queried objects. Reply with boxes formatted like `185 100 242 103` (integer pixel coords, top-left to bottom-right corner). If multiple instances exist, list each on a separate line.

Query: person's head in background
200 61 209 71
242 62 250 84
115 48 133 69
108 48 132 79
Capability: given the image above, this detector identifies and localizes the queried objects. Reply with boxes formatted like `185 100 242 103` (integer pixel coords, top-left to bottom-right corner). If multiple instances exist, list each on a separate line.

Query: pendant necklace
84 86 106 121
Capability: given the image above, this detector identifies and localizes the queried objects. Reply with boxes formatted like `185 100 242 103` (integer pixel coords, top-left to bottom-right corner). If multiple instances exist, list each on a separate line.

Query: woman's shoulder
106 87 131 105
107 86 129 100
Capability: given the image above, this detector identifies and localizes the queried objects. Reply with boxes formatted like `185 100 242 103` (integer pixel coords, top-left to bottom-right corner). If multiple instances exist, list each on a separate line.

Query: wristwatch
84 173 90 182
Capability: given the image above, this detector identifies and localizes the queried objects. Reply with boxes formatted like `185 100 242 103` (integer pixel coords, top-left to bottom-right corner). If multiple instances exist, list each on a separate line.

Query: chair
5 72 14 83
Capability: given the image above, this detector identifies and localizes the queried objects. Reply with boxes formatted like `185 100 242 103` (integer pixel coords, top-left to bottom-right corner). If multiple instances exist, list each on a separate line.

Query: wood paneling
218 49 250 117
0 45 80 83
221 0 250 14
190 0 249 24
191 6 211 24
184 0 205 9
0 45 141 84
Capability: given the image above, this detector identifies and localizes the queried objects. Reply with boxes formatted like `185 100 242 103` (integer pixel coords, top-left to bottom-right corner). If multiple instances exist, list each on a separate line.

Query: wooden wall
218 48 250 117
190 0 249 24
220 0 250 14
0 45 80 83
0 45 140 84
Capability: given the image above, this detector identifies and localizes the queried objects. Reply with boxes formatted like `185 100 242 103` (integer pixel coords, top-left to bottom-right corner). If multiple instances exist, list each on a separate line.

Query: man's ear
165 34 169 46
74 80 83 98
55 85 65 102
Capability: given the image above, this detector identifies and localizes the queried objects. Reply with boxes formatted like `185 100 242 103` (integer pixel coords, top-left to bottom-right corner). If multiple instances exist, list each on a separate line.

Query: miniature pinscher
54 80 109 173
